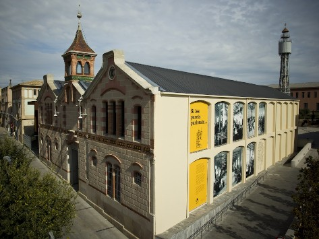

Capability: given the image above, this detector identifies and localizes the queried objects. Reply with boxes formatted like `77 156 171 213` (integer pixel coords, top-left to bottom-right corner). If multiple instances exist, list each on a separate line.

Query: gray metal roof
78 81 91 90
53 80 64 95
127 62 294 100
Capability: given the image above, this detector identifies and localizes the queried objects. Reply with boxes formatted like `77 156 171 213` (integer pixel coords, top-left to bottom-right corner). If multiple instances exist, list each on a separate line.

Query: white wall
154 94 299 234
154 94 189 234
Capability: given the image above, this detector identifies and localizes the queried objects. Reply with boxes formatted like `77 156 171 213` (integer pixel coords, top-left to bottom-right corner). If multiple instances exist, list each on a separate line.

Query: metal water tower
278 24 292 94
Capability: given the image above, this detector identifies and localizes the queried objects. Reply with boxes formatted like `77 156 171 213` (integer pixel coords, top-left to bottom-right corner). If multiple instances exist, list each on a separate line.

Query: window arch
214 151 228 197
91 105 97 133
84 62 90 74
215 101 229 146
246 142 256 178
76 62 82 74
233 102 244 141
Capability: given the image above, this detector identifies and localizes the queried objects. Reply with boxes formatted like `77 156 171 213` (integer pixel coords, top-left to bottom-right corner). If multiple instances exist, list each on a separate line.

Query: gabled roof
63 26 95 55
126 62 294 100
11 80 43 89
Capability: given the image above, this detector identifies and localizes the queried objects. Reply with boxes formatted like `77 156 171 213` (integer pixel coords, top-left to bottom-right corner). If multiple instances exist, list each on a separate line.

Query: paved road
0 128 127 239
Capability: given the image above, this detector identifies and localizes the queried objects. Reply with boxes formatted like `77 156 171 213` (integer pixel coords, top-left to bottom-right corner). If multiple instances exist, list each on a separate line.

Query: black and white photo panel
233 102 244 141
232 147 243 186
215 102 228 146
214 151 227 197
246 142 255 178
247 102 256 138
258 103 266 135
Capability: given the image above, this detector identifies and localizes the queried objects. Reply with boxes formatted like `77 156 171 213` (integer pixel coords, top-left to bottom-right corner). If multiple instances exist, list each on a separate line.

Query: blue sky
0 0 318 88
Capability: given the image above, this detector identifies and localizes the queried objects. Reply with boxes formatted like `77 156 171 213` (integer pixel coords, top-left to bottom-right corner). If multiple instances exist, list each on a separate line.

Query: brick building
270 82 319 112
37 14 299 238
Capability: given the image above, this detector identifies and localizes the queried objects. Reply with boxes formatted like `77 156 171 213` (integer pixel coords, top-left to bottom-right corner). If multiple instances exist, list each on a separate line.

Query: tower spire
62 5 96 82
77 4 82 30
278 24 292 95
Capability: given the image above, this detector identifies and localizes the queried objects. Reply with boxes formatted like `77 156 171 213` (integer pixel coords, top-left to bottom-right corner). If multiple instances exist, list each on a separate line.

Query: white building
37 14 299 239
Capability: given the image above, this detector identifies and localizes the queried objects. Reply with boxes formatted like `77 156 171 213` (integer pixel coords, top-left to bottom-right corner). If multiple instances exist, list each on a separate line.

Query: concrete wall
291 143 312 167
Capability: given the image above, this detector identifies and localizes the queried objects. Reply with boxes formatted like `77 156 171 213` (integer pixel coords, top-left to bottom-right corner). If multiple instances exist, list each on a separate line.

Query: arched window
84 62 90 74
104 101 108 134
133 171 142 186
119 101 125 137
67 62 71 75
91 105 97 133
134 105 142 140
76 62 82 74
215 102 229 146
106 162 121 201
112 101 116 135
91 156 97 167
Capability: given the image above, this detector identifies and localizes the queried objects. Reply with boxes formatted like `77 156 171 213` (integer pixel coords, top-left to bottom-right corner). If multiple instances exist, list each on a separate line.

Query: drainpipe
150 156 156 238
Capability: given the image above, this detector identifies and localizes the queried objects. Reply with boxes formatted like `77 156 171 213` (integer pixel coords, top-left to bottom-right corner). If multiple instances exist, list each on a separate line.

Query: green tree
293 156 319 239
0 137 76 238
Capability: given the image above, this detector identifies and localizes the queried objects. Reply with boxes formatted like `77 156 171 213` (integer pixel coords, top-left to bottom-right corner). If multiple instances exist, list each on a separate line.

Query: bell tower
278 24 292 94
62 6 97 82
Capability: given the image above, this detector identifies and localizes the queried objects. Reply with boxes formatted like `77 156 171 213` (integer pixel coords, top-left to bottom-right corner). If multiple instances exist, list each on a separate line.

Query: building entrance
70 149 79 191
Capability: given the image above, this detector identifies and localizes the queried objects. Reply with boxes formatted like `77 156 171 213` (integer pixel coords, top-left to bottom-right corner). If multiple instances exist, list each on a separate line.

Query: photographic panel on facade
214 102 228 147
232 147 243 186
233 102 244 141
246 142 255 178
190 101 209 153
189 158 208 211
214 151 227 197
247 102 256 138
258 103 266 135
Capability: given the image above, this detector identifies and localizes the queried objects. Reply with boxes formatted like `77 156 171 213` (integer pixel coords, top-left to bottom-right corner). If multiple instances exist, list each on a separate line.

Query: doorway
70 149 79 191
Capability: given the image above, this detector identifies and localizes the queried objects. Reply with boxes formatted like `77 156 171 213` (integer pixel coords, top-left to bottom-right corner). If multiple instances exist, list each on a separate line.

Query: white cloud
0 0 318 88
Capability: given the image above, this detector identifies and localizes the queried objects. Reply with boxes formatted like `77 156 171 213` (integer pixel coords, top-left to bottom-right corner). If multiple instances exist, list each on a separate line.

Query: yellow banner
190 101 208 153
189 159 208 211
